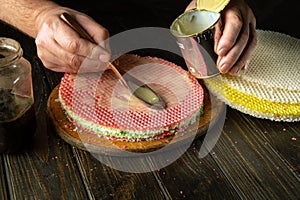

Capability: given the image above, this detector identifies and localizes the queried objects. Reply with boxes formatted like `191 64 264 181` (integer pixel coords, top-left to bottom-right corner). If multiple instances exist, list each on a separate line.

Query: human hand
186 0 257 75
35 7 110 73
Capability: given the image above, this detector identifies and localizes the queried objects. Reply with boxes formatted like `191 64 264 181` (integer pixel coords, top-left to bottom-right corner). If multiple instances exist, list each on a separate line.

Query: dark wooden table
1 1 299 199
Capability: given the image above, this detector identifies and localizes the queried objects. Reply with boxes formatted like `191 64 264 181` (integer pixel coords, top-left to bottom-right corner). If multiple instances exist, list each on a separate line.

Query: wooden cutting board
47 82 224 155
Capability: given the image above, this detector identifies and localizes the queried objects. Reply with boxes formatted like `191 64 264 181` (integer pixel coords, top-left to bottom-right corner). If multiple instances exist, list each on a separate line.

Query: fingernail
244 60 250 70
216 56 222 66
230 67 239 74
220 64 228 73
233 67 239 74
99 54 110 62
217 48 226 56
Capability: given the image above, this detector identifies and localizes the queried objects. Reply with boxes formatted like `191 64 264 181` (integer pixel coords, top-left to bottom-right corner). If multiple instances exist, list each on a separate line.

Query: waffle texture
205 30 300 122
59 54 204 141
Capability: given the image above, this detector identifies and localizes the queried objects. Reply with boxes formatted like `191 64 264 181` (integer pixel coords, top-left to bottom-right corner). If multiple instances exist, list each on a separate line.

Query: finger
37 46 80 73
218 26 249 73
39 45 110 73
39 48 110 73
65 13 111 61
36 34 82 72
36 24 78 72
185 0 196 11
76 15 110 49
216 9 243 56
228 8 257 74
80 18 111 62
214 20 223 53
36 47 76 73
89 44 111 63
36 17 82 69
78 58 110 73
229 23 257 74
42 60 75 73
37 18 110 72
51 15 110 62
52 21 97 57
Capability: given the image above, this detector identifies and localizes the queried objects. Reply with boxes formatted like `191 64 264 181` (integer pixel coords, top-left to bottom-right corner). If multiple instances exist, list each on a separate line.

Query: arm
186 0 257 75
0 0 110 73
0 0 58 38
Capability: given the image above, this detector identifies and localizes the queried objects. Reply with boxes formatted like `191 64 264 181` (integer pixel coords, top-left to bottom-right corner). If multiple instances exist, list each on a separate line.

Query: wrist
33 3 62 37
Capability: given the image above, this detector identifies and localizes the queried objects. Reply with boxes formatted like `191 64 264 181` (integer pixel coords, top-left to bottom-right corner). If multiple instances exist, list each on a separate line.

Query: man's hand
35 7 111 73
186 0 257 75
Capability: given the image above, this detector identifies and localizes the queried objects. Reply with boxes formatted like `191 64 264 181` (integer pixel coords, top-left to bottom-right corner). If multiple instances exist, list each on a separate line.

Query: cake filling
58 55 205 141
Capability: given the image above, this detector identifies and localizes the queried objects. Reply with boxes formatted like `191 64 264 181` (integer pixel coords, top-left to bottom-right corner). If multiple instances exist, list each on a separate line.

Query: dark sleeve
246 0 299 38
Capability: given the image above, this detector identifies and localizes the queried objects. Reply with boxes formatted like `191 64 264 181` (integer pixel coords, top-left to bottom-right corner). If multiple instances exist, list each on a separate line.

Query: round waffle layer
204 30 300 122
59 54 204 141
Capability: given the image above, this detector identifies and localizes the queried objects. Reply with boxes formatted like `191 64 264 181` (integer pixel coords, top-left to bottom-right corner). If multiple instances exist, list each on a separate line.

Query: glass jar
0 37 36 153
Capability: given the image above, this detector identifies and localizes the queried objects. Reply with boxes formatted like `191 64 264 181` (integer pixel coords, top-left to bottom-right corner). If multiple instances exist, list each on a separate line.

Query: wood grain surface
0 156 8 200
1 0 299 199
211 109 300 199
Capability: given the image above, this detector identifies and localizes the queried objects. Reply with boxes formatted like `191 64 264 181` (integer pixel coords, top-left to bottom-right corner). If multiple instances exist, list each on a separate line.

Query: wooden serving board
47 82 224 155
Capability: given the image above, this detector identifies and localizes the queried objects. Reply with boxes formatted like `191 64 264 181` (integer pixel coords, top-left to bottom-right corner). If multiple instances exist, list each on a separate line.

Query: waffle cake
204 30 300 122
58 54 204 141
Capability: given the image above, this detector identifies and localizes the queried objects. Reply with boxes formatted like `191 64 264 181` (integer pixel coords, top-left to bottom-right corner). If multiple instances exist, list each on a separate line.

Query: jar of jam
0 37 36 153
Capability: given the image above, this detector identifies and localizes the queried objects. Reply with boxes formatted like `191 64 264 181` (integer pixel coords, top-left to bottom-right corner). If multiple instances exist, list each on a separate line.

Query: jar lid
196 0 230 13
0 37 22 67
